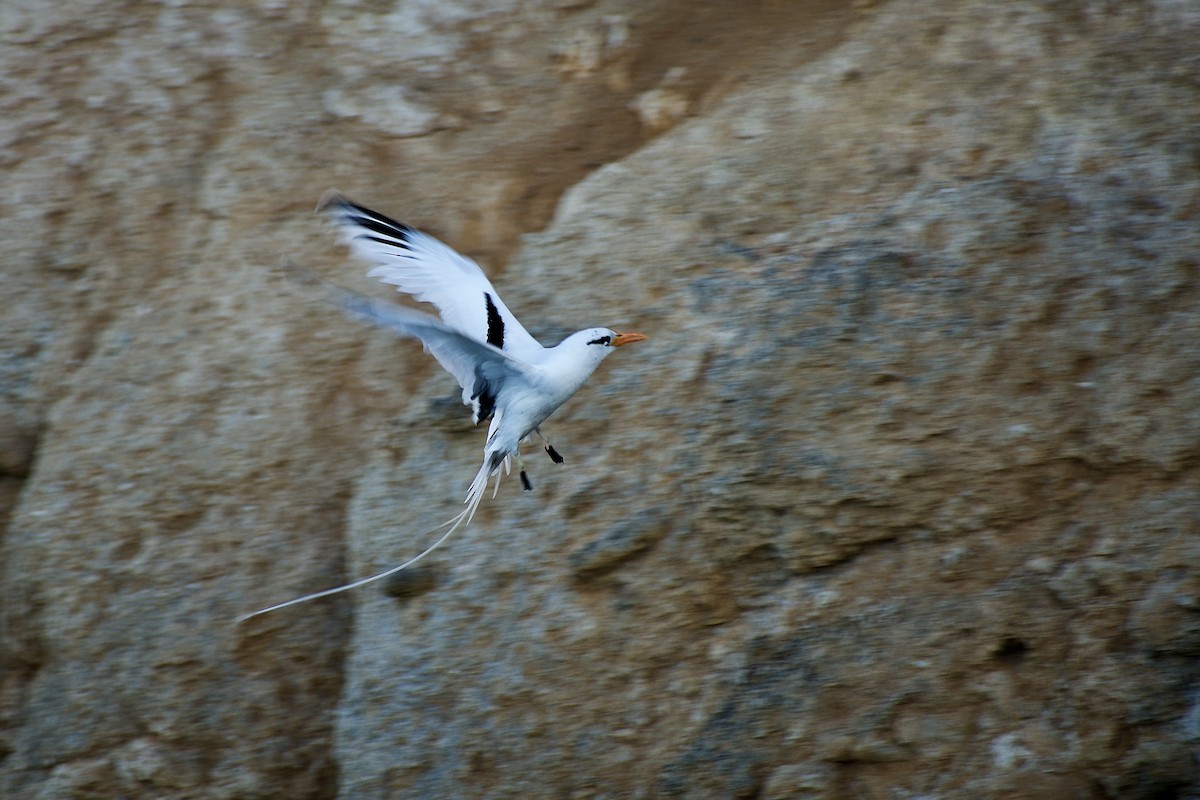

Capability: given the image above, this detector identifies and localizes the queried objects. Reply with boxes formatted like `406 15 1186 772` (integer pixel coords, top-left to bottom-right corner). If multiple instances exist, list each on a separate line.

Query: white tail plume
236 458 497 623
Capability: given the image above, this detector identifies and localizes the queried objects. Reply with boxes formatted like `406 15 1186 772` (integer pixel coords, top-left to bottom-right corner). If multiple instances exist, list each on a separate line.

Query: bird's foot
515 450 533 491
534 427 564 464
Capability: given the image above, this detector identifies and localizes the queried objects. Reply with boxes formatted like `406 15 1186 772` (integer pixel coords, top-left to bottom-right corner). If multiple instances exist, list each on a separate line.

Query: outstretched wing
320 193 545 361
286 263 530 424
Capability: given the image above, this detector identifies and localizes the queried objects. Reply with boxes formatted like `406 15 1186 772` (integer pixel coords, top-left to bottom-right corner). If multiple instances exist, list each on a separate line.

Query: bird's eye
588 335 612 346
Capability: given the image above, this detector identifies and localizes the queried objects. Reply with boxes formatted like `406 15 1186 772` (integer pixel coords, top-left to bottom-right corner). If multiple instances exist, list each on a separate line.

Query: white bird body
484 332 614 450
238 194 645 621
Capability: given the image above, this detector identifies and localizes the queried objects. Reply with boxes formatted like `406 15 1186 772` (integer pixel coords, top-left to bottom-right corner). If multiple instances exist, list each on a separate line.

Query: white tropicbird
238 194 646 621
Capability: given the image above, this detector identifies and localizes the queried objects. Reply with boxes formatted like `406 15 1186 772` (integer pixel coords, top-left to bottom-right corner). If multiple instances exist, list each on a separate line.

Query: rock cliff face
3 1 1199 798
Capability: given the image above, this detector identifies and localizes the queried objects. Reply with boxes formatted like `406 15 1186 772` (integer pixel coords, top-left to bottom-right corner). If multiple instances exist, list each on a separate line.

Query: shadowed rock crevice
307 0 857 268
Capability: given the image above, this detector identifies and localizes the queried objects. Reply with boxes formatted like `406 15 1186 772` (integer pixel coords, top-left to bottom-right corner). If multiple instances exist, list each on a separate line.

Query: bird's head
561 327 648 365
585 327 647 353
586 328 648 349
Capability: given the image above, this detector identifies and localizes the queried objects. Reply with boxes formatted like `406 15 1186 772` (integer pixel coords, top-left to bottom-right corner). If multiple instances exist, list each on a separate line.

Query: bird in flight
238 194 646 620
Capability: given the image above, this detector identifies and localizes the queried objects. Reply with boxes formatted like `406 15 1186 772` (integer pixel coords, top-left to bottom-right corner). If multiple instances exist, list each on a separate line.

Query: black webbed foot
545 444 564 464
520 470 533 491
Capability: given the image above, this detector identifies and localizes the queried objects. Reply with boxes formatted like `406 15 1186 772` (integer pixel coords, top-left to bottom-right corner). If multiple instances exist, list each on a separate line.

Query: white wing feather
319 193 544 360
284 263 530 413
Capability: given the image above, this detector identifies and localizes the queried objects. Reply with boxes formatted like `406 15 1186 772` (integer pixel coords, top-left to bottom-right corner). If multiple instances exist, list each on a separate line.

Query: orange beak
611 331 648 347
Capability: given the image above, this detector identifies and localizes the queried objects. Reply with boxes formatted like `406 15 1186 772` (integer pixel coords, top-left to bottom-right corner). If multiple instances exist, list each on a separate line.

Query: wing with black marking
285 262 530 423
319 193 545 361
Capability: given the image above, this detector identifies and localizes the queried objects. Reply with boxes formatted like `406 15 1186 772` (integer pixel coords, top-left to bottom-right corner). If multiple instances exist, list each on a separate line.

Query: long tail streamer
236 459 496 623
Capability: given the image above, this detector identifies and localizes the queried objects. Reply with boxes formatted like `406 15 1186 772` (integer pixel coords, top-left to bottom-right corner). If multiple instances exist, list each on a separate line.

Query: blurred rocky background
2 1 1199 798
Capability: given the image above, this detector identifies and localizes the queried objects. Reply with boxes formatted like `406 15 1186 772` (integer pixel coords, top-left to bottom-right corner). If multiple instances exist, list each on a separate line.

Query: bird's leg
517 450 533 491
535 427 564 464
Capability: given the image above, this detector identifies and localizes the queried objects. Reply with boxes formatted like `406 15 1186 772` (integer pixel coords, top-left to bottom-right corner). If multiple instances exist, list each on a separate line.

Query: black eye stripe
588 335 611 346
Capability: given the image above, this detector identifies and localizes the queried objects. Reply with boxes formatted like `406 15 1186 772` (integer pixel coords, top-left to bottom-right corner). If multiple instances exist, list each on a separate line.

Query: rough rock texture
2 1 1199 798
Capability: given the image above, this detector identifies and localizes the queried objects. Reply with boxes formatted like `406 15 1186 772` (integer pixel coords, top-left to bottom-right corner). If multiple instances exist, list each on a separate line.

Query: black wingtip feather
360 234 410 249
319 192 414 243
353 215 413 243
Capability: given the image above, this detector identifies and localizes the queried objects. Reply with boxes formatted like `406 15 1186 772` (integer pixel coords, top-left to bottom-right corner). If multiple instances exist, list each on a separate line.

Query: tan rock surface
2 1 1198 798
